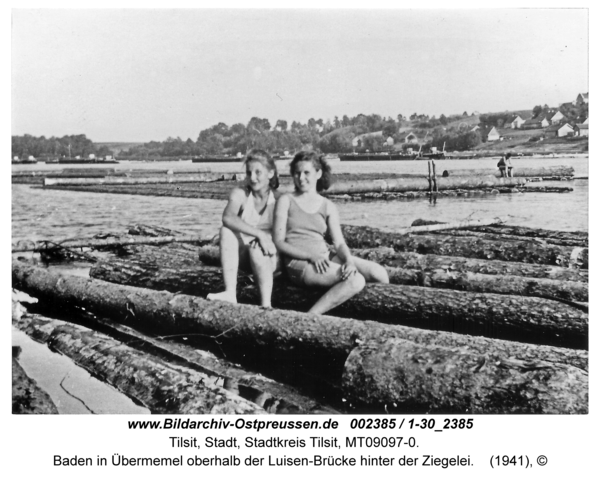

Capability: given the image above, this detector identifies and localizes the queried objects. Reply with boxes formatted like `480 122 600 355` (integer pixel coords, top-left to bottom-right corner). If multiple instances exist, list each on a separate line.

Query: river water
10 156 589 414
12 156 589 244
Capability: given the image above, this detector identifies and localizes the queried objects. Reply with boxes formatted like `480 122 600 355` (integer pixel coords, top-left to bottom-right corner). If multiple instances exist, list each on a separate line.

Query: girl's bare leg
302 263 366 315
207 226 241 304
248 246 276 308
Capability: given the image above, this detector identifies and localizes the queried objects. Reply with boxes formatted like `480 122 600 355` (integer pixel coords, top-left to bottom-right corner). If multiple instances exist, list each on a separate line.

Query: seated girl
273 151 389 315
207 149 279 307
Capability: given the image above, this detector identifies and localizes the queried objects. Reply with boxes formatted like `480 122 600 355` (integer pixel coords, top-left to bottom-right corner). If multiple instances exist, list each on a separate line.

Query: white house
575 124 589 137
549 111 564 125
544 123 574 138
510 116 526 129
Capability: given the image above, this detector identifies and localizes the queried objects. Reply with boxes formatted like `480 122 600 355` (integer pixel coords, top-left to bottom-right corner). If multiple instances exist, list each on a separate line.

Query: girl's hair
289 151 332 192
244 149 279 189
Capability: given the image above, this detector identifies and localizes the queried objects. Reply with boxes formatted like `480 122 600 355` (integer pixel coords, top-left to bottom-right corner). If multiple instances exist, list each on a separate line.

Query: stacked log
197 244 587 304
87 249 588 348
340 224 588 269
12 263 588 413
14 312 265 415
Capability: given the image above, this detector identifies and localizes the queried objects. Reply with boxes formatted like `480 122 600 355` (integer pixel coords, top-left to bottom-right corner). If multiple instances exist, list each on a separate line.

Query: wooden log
131 223 588 282
340 224 588 269
87 252 588 348
442 165 575 178
467 225 588 248
43 173 236 187
310 176 527 195
342 339 588 414
13 312 265 414
12 262 588 385
90 316 338 414
196 244 587 303
352 247 587 282
12 351 59 414
11 234 211 253
429 229 588 248
391 216 508 235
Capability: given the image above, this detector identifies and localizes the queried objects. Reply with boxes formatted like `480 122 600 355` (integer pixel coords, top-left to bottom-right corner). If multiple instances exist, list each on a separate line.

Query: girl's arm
325 200 358 280
273 195 330 273
222 188 275 255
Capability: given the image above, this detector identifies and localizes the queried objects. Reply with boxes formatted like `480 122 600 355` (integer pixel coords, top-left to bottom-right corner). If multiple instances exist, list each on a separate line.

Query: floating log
87 251 588 348
389 216 508 235
442 165 575 178
342 339 588 414
12 262 588 402
196 244 587 304
352 247 587 283
310 176 527 195
340 224 588 269
43 173 237 187
13 312 265 414
12 350 58 414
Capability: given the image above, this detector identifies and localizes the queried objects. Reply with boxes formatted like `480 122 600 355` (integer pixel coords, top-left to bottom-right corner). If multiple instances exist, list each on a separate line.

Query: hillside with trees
12 95 588 161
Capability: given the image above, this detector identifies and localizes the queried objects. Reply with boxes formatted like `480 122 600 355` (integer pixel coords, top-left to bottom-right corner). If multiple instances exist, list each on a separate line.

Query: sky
11 8 589 143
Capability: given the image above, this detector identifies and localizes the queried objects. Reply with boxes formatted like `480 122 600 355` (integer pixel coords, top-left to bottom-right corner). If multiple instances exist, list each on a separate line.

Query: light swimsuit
239 190 276 244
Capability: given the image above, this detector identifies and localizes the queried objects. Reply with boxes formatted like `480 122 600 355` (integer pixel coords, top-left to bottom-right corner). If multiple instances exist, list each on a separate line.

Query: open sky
11 8 589 143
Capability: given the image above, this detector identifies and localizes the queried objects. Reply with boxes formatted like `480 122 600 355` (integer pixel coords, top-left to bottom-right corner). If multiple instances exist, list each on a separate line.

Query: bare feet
206 291 237 304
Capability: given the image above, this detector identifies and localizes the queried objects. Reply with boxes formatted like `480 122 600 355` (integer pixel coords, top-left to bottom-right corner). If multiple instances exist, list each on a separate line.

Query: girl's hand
252 233 277 256
310 255 330 274
340 260 358 280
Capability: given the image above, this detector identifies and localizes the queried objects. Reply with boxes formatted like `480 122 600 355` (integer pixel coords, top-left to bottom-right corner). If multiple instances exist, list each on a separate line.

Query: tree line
119 111 482 158
12 134 114 159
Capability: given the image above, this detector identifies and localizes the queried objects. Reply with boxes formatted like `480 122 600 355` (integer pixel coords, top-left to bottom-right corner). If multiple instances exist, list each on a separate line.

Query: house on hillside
574 123 589 137
576 93 589 106
397 131 420 144
477 126 501 142
544 123 574 138
510 115 527 129
352 130 394 148
549 111 564 125
522 116 545 130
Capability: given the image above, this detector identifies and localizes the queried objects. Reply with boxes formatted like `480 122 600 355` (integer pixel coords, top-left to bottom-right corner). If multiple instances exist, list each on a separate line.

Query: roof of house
523 117 543 125
575 123 589 129
545 123 574 132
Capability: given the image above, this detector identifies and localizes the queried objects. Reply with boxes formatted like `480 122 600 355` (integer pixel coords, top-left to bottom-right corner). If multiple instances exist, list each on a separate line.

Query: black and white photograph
8 4 594 476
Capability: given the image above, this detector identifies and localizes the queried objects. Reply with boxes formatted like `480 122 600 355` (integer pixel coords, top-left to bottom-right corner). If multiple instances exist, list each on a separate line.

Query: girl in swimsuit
207 149 279 307
273 151 389 315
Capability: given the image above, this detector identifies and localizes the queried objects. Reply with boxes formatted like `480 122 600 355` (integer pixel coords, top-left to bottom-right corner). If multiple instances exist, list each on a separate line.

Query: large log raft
13 312 265 415
87 249 588 348
340 224 588 269
343 339 587 414
12 264 588 413
196 244 587 303
442 165 575 178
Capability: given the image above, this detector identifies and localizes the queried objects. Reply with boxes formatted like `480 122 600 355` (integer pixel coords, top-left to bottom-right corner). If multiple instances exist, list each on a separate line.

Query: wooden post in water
427 161 433 193
432 159 438 192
